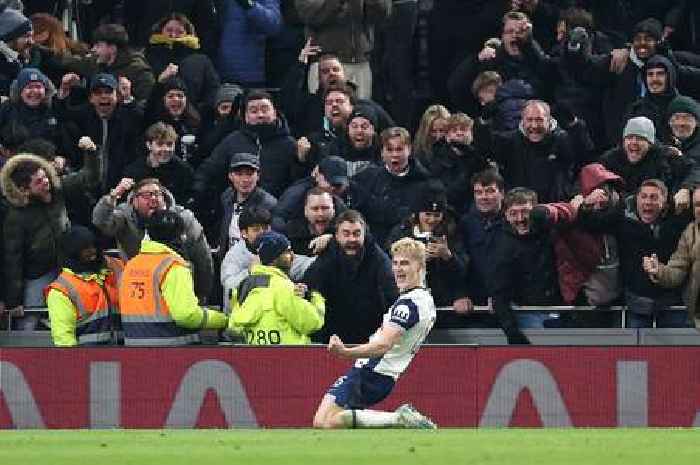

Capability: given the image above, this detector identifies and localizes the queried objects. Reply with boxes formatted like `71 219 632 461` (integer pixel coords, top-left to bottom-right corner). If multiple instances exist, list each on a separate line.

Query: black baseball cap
318 156 348 186
90 73 118 92
229 152 260 171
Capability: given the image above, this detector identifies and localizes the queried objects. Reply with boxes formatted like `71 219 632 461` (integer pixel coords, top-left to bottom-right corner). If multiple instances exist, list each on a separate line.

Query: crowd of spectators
3 0 700 346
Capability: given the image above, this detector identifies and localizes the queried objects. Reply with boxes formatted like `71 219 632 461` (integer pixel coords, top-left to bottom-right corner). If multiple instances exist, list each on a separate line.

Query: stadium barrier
2 346 700 428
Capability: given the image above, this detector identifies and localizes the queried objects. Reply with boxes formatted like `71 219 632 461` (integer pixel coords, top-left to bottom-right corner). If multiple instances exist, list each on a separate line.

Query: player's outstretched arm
328 325 403 359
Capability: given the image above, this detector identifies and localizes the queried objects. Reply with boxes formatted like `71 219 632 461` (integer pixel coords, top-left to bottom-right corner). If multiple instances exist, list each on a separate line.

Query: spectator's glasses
136 190 164 199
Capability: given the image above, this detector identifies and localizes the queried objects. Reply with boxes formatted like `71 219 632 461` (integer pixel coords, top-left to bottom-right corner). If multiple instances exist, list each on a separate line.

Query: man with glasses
92 177 214 302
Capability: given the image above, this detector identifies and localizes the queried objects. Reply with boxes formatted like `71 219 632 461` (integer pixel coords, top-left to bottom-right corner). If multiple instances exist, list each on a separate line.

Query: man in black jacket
194 89 299 202
354 126 436 245
217 152 277 260
667 95 700 187
600 115 692 198
286 187 336 255
577 178 691 327
488 187 562 344
302 209 398 344
479 99 576 203
122 122 194 206
57 72 144 224
627 55 680 142
58 72 143 188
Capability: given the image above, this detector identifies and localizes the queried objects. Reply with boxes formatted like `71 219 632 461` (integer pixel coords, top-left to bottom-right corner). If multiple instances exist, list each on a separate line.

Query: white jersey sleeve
355 288 436 379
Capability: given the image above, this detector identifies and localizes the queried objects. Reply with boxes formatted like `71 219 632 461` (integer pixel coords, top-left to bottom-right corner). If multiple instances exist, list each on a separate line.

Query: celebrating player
312 237 437 429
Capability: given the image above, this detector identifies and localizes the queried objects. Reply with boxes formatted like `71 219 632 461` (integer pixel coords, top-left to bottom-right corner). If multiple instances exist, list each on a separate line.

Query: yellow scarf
149 34 200 50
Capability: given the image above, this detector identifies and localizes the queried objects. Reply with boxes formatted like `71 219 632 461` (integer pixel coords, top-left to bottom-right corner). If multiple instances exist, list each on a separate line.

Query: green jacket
229 264 325 345
0 152 101 307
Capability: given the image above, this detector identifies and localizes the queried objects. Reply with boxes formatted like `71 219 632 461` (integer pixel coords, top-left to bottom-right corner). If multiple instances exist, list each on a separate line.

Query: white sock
341 409 401 428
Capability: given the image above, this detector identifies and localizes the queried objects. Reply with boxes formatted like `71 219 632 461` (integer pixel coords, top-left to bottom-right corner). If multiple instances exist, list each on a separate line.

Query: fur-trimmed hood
0 152 60 207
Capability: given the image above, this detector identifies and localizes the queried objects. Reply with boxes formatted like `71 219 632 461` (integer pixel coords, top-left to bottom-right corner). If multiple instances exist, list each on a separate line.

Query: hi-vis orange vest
46 256 124 345
119 253 200 346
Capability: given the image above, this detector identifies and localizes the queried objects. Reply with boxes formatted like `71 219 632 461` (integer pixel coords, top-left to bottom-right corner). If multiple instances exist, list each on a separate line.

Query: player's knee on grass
313 410 344 429
313 404 348 429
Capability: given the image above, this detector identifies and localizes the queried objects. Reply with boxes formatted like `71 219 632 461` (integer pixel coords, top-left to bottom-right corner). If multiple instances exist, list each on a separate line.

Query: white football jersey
355 288 436 379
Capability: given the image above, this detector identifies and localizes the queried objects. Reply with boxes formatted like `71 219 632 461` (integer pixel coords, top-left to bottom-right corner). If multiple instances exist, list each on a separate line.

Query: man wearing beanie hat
228 230 325 345
118 209 227 346
0 67 60 148
0 1 34 95
196 83 245 163
344 104 381 176
46 225 125 346
600 115 692 196
668 95 700 188
214 83 243 117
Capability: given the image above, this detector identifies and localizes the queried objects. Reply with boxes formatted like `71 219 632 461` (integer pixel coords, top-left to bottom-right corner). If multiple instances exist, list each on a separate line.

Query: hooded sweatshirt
627 54 679 142
539 163 623 304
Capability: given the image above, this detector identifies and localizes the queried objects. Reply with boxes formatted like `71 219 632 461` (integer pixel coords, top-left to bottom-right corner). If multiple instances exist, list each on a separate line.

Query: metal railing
3 305 689 332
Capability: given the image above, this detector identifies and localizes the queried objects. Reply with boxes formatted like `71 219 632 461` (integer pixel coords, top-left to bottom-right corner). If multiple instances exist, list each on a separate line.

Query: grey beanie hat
0 2 30 42
623 116 655 144
215 83 243 107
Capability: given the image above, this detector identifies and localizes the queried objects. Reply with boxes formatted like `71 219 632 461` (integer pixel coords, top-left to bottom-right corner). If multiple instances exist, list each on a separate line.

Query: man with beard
92 177 213 302
228 230 325 345
194 89 299 201
220 207 314 313
299 102 381 180
295 82 355 170
122 122 194 205
119 209 227 346
46 225 124 346
302 209 398 344
286 187 336 254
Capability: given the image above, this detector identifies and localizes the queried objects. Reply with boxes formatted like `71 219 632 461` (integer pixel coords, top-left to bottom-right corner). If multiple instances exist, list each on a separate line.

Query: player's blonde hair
391 237 426 269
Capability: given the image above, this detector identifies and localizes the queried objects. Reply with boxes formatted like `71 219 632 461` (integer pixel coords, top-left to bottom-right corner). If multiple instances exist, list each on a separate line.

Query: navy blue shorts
327 367 395 409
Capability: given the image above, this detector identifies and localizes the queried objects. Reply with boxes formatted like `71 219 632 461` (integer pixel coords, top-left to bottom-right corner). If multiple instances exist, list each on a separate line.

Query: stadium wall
1 347 699 428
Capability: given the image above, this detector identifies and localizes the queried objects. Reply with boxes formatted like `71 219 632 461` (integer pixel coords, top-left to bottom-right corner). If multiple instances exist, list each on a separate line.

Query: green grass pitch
0 429 698 465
